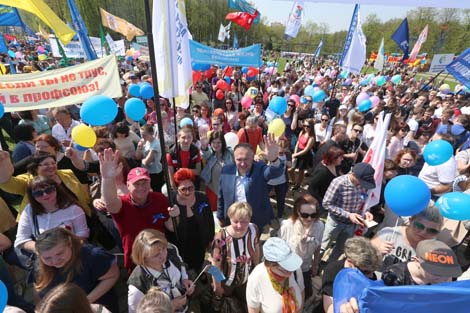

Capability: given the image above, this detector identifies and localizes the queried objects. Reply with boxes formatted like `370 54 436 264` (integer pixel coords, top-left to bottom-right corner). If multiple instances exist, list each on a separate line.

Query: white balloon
224 132 239 149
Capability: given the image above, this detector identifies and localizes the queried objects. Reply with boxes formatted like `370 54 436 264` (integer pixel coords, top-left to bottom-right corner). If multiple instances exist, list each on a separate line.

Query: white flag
284 0 304 40
408 25 428 62
363 112 392 210
152 0 192 108
218 24 226 42
339 4 366 74
224 22 231 40
374 37 385 71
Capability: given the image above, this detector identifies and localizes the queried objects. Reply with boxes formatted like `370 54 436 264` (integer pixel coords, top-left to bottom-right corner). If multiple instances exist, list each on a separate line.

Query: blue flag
0 5 23 26
227 0 260 24
0 33 7 53
207 265 226 282
446 48 470 88
314 39 324 58
339 4 366 74
233 32 239 49
391 18 409 60
67 0 97 60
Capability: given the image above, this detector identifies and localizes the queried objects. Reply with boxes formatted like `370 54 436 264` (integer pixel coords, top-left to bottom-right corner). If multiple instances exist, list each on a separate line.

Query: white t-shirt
418 157 457 193
246 263 304 313
15 204 89 248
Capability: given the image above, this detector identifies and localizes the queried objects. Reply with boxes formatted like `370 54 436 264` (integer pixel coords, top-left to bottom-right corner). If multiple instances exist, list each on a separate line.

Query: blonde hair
227 202 253 220
131 229 168 266
136 286 172 313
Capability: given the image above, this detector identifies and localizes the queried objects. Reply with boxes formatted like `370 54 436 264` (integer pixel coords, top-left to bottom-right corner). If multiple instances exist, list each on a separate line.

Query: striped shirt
322 174 368 223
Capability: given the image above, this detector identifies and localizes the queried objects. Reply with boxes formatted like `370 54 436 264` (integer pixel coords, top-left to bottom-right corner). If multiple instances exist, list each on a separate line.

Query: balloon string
389 215 400 243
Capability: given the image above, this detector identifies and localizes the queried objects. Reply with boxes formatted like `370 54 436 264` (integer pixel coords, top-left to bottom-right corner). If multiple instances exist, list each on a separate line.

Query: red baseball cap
127 167 151 184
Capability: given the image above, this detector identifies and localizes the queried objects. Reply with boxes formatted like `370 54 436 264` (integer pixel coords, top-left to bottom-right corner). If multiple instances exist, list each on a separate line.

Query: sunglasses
299 212 317 219
303 125 310 128
413 221 439 235
321 119 329 122
178 186 195 193
32 185 56 198
352 129 363 133
400 128 409 132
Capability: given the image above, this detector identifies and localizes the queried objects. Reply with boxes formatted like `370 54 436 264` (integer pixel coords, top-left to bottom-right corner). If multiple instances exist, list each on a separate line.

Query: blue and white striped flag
67 0 97 60
314 39 324 58
339 4 366 74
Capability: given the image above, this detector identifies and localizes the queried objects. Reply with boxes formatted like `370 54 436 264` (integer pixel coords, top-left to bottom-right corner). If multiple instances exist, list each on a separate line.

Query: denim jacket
200 148 234 184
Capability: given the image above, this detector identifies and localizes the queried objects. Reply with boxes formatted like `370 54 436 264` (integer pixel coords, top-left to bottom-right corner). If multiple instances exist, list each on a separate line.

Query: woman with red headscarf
169 168 214 272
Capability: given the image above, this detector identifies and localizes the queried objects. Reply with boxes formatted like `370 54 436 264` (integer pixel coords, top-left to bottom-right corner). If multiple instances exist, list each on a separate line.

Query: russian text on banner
446 48 470 88
0 55 122 112
190 40 262 67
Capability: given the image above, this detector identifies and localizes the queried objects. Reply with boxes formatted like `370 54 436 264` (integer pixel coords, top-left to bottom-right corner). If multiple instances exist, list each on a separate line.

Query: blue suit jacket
217 160 284 230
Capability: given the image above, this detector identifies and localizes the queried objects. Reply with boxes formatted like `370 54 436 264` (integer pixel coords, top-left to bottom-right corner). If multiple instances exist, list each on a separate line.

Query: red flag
226 11 258 30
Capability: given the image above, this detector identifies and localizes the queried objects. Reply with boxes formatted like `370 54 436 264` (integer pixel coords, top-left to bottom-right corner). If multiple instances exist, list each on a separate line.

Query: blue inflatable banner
333 268 470 313
189 40 261 68
446 48 470 88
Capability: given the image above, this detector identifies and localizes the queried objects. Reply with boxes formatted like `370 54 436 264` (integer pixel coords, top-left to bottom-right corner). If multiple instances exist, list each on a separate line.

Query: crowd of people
0 37 470 313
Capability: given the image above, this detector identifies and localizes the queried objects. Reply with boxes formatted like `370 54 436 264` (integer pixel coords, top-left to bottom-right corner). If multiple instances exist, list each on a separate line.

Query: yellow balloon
268 118 286 138
38 54 47 61
245 87 259 99
71 124 97 148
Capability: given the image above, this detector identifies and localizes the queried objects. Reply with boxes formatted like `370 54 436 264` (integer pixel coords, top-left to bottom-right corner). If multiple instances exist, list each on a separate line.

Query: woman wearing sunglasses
0 151 91 219
279 194 324 300
35 227 119 312
288 118 315 191
371 204 443 270
169 168 214 273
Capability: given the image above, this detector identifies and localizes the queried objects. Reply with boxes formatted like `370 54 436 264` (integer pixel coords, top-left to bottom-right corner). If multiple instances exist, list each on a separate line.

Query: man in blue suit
217 133 284 231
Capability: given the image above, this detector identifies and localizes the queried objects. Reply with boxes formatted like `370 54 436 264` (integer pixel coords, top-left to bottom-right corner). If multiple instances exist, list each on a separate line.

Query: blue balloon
125 98 146 121
436 192 470 220
358 99 372 112
140 83 154 100
128 84 141 97
192 62 211 71
0 102 4 119
384 175 431 216
300 96 308 104
423 140 453 166
180 117 194 128
304 85 315 97
126 56 133 62
241 67 249 74
224 76 231 84
0 280 7 312
80 95 118 126
360 79 369 86
7 50 15 58
312 90 327 103
269 96 288 115
73 143 88 151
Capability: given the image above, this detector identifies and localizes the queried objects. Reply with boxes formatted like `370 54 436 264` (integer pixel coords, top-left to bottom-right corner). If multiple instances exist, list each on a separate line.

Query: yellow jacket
0 170 91 221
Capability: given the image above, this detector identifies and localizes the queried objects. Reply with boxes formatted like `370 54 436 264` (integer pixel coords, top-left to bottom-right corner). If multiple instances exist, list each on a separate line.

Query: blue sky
253 1 410 32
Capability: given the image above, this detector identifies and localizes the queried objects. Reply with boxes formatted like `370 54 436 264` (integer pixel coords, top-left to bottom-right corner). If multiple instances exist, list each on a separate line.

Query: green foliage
14 2 470 59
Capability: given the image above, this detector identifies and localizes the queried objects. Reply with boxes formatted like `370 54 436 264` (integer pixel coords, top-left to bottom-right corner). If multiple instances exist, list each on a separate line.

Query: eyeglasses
32 185 56 198
413 221 439 235
178 186 195 193
352 129 363 133
321 119 329 122
299 212 317 219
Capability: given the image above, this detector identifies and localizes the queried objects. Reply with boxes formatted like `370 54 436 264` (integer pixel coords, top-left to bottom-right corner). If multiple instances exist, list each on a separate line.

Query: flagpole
402 68 445 108
143 0 178 239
